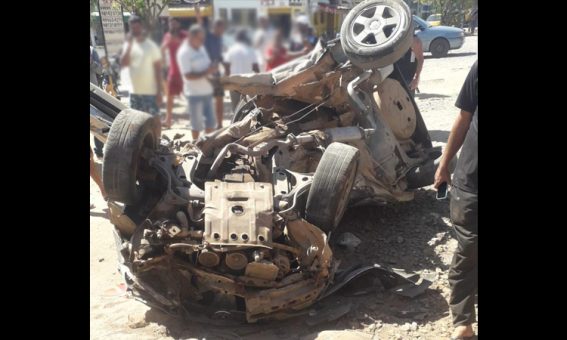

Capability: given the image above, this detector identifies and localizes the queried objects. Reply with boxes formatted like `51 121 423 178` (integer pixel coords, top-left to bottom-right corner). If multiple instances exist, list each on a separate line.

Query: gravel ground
90 35 478 340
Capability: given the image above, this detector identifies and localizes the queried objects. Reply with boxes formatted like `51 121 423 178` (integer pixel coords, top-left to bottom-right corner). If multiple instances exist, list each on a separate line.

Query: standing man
434 60 478 340
290 15 317 52
253 16 275 72
469 8 478 35
224 29 259 111
195 5 226 129
90 45 102 86
177 25 217 141
265 30 311 71
161 17 188 129
395 35 424 97
120 16 163 123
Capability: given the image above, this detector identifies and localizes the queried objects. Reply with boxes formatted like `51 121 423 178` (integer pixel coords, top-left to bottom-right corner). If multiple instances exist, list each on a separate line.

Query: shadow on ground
425 52 476 59
428 130 450 143
135 189 453 339
416 93 450 100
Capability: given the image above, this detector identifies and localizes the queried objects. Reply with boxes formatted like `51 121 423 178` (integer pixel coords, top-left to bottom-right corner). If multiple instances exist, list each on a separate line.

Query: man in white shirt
120 16 163 121
225 29 259 112
177 24 218 140
253 17 274 72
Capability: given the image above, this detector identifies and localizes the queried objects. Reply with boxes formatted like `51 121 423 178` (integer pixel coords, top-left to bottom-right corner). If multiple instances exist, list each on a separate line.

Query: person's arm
160 34 169 63
434 110 473 187
224 49 232 76
184 66 215 80
251 49 259 73
410 37 424 90
265 47 276 63
91 49 103 74
195 5 204 27
120 37 133 67
178 47 205 80
434 61 477 188
154 60 163 98
92 48 100 65
152 46 163 105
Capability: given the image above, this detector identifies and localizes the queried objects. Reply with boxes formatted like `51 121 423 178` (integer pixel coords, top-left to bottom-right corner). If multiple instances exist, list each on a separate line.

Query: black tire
103 109 160 205
430 38 449 58
340 0 413 70
305 143 360 232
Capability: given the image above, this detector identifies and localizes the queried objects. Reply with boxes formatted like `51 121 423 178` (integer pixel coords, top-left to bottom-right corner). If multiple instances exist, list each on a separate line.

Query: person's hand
434 164 451 189
410 76 419 90
207 64 218 75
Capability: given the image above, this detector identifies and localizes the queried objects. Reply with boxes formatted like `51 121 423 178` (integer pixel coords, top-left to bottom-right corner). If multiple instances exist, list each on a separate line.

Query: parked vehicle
426 13 442 26
414 15 465 58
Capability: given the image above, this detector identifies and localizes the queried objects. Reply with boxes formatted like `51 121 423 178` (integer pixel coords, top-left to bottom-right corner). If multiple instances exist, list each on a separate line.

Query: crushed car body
90 0 453 324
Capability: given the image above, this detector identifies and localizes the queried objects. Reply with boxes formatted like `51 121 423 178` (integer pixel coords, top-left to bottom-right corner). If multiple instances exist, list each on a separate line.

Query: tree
430 0 476 27
111 0 173 38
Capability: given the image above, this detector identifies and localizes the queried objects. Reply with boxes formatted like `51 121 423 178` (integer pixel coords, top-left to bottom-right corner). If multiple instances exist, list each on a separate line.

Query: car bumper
449 36 465 50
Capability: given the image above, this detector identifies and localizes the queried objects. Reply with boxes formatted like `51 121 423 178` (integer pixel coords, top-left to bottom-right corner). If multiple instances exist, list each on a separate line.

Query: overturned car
90 0 452 324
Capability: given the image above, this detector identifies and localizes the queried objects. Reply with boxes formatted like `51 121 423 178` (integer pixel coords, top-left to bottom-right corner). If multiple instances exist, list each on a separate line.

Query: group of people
118 9 317 141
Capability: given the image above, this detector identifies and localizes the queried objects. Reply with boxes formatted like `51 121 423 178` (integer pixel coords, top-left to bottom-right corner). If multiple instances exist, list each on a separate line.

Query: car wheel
103 109 160 205
305 142 360 233
340 0 414 70
430 38 449 58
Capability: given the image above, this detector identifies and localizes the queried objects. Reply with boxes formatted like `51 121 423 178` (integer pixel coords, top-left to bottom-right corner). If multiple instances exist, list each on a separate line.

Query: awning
168 5 212 18
268 7 293 15
90 11 131 17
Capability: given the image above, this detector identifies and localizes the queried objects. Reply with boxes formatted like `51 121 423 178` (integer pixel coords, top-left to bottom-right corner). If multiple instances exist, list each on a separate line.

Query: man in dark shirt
196 5 226 129
434 60 477 340
395 34 424 98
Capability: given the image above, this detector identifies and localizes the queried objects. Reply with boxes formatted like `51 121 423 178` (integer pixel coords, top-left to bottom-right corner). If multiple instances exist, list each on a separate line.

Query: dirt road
90 35 477 340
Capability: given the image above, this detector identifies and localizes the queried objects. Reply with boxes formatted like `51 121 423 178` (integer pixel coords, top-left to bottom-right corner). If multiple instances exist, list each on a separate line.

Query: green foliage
429 0 477 26
111 0 172 33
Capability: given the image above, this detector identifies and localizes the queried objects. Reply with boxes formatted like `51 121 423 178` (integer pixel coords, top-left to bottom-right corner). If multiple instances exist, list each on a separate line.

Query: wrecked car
90 0 453 324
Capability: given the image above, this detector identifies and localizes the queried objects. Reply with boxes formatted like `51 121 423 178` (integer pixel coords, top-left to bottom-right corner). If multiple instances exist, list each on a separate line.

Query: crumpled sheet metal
321 263 433 300
130 261 431 326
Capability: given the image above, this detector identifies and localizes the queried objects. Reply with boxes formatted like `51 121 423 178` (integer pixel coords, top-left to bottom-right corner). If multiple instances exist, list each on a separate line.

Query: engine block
203 181 274 246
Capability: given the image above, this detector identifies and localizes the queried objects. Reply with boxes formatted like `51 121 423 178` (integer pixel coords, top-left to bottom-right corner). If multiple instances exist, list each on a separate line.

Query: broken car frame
90 0 453 324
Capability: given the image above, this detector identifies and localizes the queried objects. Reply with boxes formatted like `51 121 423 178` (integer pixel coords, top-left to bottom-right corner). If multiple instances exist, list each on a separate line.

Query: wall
214 0 260 25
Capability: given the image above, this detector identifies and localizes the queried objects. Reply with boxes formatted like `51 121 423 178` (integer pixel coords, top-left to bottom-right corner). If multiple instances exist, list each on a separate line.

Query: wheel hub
370 20 381 31
350 4 405 47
